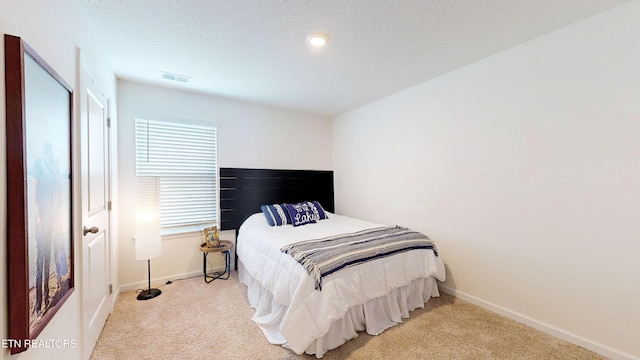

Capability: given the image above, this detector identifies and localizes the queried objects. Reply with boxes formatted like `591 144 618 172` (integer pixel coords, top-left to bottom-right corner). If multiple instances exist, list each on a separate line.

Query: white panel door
80 55 111 360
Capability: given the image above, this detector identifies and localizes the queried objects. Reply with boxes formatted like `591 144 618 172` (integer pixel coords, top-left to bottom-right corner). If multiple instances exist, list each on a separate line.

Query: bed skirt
238 260 441 358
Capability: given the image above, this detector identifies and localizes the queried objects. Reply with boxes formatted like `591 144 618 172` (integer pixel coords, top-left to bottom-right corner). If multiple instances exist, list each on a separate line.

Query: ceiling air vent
161 72 190 84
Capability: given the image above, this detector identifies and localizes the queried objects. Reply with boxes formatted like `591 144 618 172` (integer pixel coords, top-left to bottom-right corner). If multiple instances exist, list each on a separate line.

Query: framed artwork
5 34 74 354
203 225 220 248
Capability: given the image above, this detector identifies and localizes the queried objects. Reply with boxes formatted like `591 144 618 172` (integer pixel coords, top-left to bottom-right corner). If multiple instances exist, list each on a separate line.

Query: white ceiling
80 0 629 117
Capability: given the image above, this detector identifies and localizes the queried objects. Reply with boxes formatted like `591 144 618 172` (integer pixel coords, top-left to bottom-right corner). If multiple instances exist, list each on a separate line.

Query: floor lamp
135 177 162 300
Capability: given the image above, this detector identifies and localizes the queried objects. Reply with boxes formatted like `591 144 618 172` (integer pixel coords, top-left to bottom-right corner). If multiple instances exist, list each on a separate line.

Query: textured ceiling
79 0 629 117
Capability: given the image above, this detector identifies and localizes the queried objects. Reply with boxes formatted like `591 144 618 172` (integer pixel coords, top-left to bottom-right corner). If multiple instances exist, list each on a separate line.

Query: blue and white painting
24 52 72 334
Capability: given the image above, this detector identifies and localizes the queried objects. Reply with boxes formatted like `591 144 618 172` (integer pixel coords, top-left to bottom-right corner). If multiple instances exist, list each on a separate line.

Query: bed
219 168 445 358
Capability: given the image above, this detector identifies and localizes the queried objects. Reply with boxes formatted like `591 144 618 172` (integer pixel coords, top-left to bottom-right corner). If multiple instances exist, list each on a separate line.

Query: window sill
161 224 217 241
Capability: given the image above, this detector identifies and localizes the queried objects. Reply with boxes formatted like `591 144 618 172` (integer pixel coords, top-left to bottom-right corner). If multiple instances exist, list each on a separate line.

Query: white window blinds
135 118 217 231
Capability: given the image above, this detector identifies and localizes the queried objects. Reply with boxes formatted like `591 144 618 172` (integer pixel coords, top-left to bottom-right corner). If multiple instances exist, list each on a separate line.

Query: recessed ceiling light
307 32 329 47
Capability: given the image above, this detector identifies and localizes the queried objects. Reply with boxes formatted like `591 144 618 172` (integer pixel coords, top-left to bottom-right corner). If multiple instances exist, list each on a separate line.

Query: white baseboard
118 268 222 293
110 287 120 312
438 285 639 360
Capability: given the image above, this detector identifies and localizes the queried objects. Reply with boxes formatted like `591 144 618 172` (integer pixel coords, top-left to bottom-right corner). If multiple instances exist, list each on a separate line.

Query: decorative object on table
5 34 75 354
203 225 220 247
135 176 162 300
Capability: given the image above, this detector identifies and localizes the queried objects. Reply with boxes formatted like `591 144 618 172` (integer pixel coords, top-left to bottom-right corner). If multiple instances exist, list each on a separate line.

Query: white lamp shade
135 177 162 260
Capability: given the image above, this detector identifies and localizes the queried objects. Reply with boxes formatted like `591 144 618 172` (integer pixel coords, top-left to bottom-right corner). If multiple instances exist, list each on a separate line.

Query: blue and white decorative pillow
261 204 291 226
283 202 318 227
308 201 328 220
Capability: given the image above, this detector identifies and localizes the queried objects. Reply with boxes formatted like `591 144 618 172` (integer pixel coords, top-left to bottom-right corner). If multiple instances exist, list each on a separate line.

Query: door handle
83 226 99 236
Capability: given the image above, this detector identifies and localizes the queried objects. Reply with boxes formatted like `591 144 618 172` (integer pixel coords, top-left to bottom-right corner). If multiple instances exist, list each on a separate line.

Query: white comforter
237 212 446 355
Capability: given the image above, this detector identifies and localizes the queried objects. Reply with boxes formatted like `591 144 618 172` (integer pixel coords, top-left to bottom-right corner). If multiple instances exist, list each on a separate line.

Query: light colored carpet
90 273 604 360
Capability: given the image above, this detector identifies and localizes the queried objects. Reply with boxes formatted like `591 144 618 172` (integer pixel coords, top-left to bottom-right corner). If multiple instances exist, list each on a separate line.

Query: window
135 118 217 234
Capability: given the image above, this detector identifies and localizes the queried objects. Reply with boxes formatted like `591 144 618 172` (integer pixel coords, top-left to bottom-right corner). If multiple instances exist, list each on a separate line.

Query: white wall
333 2 640 359
1 1 117 359
117 80 332 288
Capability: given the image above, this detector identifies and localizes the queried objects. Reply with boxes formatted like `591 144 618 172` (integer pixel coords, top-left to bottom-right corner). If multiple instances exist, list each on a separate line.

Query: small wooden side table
199 240 233 283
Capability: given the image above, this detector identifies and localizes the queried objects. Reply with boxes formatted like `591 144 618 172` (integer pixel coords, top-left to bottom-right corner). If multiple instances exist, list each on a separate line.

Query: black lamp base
137 288 161 301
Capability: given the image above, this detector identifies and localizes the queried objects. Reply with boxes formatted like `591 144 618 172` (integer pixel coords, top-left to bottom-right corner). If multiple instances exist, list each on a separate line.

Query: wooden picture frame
203 225 220 248
5 34 74 354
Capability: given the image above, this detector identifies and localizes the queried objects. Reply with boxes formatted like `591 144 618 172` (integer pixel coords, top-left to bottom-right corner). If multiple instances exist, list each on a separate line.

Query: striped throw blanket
281 226 438 290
